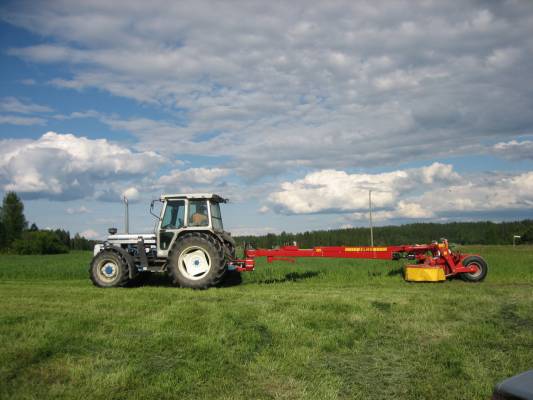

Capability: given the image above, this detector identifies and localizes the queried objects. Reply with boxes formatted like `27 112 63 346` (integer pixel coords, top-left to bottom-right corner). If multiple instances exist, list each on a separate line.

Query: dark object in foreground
492 370 533 400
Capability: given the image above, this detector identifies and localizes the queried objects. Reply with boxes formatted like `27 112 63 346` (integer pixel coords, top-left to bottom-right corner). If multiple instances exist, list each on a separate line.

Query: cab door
157 199 186 258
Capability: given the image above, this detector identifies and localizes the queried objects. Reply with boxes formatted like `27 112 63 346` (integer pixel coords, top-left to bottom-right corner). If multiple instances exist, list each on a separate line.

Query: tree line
0 192 98 254
235 220 533 249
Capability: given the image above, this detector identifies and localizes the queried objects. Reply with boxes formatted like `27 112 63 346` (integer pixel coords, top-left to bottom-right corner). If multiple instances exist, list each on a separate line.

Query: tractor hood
107 233 157 244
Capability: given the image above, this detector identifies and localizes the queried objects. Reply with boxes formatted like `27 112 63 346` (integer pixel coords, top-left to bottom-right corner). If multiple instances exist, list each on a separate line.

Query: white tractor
90 193 237 289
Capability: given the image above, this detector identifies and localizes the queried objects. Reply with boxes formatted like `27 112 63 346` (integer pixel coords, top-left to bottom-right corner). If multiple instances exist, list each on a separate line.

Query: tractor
90 192 489 289
90 193 237 289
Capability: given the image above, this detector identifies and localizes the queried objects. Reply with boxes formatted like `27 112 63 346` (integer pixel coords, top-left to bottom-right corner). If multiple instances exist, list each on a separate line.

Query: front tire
90 250 130 288
460 256 488 282
168 233 226 289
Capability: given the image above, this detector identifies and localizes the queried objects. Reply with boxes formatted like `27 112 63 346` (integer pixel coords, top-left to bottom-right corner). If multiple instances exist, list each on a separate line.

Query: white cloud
0 132 165 200
80 229 100 240
268 162 459 214
373 70 420 91
414 172 533 213
122 187 140 202
3 1 533 179
0 97 53 114
66 205 90 215
268 163 533 220
492 140 533 161
420 162 461 184
350 201 435 222
487 48 521 69
0 115 46 126
157 168 229 187
20 79 36 85
229 226 280 236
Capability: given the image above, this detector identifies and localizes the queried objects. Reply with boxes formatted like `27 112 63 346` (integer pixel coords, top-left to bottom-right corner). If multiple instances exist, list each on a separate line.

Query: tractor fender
218 231 236 247
174 230 229 259
103 244 138 279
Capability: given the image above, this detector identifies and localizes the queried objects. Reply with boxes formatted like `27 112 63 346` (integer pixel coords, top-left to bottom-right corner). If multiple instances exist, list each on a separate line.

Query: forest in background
234 220 533 249
0 192 97 254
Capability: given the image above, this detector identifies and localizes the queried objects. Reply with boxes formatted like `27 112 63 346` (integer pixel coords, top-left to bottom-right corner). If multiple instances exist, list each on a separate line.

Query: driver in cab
190 203 208 226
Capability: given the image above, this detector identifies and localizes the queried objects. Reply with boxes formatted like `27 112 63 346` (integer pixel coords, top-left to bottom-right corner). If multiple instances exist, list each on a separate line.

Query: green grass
0 246 532 399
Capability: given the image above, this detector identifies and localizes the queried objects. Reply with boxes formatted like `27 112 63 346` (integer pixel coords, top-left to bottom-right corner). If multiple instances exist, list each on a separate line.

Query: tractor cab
153 193 227 257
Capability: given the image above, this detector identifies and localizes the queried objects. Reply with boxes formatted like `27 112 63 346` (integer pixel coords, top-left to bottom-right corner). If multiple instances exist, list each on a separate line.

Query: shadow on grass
131 272 173 288
387 266 404 277
130 270 244 288
254 271 322 285
129 270 321 288
371 300 394 312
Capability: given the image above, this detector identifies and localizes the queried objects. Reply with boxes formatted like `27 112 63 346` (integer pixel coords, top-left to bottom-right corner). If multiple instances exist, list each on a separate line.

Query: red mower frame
229 239 486 280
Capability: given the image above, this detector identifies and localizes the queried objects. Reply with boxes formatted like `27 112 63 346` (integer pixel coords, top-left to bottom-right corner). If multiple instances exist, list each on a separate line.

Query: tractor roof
160 193 227 202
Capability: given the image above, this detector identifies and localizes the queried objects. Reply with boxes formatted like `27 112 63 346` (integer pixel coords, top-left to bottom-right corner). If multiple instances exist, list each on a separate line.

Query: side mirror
149 199 161 219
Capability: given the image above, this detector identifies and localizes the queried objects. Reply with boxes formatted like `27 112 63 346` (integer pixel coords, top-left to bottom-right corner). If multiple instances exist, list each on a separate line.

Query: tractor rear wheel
460 256 488 282
167 233 226 289
90 250 130 288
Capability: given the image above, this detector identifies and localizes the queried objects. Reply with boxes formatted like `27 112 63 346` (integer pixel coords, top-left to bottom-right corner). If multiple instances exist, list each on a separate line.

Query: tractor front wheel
90 250 130 288
167 233 226 289
460 256 488 282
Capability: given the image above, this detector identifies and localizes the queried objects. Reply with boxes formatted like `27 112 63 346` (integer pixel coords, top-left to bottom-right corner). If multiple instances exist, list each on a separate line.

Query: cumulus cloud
2 1 533 178
269 163 461 214
122 187 140 202
268 163 533 221
0 132 165 200
413 172 533 214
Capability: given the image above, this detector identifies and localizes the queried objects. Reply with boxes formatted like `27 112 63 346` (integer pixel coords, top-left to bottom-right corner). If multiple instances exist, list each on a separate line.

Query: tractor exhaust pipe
123 196 129 234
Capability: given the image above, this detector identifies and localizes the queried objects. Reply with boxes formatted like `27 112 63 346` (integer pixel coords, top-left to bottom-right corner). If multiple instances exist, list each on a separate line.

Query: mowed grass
0 246 532 399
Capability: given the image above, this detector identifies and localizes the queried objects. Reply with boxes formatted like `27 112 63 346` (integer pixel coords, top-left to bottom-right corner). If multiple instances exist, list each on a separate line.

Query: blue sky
1 0 532 239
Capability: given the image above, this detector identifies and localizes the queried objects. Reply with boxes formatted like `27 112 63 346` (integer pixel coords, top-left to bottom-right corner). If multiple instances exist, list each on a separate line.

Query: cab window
161 200 185 229
188 200 209 226
210 202 223 231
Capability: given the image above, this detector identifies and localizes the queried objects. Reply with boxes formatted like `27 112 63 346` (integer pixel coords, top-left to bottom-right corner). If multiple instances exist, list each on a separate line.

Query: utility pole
369 190 374 248
124 196 129 234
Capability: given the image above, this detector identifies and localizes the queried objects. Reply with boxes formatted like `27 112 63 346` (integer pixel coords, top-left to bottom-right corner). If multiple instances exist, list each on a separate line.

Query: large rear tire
168 233 226 289
90 250 130 288
460 256 488 282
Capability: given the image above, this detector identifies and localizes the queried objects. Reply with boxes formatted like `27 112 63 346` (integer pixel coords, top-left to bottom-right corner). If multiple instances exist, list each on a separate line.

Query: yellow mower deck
404 265 446 282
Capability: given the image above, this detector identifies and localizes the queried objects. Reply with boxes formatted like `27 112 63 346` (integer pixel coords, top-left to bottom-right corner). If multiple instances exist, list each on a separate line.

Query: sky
0 0 532 239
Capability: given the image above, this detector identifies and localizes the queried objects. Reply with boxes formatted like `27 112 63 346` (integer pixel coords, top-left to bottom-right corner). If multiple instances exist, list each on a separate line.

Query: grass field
1 246 532 399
